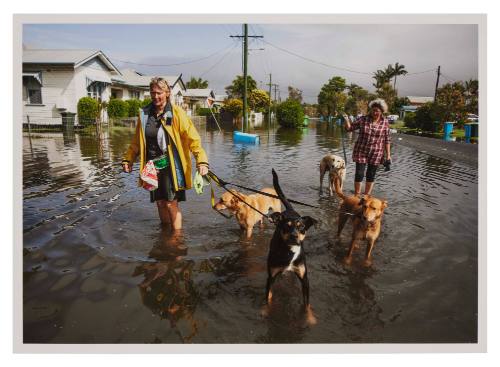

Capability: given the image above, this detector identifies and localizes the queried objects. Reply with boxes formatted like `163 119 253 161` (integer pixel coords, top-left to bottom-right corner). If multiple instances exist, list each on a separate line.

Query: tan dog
334 178 387 266
320 154 346 196
214 188 282 238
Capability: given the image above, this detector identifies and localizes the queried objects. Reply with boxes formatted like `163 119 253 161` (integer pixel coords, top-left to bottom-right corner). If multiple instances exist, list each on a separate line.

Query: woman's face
150 84 170 108
370 106 383 120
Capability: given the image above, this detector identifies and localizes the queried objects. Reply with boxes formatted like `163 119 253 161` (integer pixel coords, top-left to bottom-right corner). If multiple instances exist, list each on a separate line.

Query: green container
153 155 169 169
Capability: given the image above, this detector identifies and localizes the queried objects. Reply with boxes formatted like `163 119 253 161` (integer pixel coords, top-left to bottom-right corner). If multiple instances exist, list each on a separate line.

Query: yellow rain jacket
122 104 209 191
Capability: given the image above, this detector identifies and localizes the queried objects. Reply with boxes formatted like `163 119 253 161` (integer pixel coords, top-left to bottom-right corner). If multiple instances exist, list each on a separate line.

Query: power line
109 42 234 67
199 42 240 78
406 68 437 76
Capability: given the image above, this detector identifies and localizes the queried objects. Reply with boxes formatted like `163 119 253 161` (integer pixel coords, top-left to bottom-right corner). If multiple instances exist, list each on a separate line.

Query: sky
23 23 478 103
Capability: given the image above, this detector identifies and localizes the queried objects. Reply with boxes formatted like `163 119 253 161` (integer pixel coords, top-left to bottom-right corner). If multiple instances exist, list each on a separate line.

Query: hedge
125 99 142 117
276 99 305 128
107 99 129 119
77 97 99 124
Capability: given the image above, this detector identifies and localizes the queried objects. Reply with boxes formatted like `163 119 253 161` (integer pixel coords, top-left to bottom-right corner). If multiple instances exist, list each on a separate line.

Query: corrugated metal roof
120 69 182 88
23 49 99 64
407 96 434 104
184 89 214 98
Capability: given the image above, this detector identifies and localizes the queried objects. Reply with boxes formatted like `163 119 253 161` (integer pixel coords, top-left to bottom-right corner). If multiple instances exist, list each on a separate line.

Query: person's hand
383 159 391 172
197 164 208 176
122 162 131 173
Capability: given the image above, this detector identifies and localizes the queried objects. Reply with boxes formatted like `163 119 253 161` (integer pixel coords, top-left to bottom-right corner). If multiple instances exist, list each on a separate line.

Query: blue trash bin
470 123 478 138
443 122 455 135
464 124 472 139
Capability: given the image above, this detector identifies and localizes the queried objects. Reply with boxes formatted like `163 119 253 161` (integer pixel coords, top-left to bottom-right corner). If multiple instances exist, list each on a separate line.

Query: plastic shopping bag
140 160 158 191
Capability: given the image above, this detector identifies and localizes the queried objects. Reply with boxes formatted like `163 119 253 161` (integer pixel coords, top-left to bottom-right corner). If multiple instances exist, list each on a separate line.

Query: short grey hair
368 98 388 114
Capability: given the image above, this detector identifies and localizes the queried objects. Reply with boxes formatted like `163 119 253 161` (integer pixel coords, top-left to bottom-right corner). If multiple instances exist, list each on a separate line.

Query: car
466 113 479 122
387 114 399 123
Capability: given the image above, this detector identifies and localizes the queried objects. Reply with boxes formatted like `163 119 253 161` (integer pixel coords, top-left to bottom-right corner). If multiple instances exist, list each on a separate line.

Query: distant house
22 48 122 125
183 89 216 115
399 95 435 119
112 69 186 106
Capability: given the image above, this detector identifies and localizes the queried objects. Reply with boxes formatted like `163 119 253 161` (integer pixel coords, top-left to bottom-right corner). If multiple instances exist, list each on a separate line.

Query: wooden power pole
434 65 441 101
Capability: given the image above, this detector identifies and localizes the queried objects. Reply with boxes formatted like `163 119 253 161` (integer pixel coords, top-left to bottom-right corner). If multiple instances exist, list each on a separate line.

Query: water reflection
133 229 199 343
275 127 304 147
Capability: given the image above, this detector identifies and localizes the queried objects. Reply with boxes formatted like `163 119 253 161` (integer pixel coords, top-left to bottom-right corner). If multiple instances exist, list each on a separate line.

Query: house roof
214 94 228 101
115 69 185 90
23 48 121 74
406 96 434 104
184 89 215 98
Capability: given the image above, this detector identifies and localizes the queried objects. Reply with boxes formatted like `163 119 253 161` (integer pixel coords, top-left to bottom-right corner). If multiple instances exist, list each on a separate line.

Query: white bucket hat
368 98 388 114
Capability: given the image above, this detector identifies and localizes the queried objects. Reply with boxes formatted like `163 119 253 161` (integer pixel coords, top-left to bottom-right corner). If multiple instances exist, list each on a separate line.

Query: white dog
320 154 346 196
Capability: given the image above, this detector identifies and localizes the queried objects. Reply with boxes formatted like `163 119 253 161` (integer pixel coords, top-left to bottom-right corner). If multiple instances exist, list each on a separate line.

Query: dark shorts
149 168 186 203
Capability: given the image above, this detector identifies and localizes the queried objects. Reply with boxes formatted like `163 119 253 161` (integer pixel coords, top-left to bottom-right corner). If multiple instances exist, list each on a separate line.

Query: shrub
403 111 416 129
141 98 152 108
414 102 442 133
276 99 305 128
125 99 142 117
222 98 243 118
77 97 99 125
196 107 213 117
107 99 129 119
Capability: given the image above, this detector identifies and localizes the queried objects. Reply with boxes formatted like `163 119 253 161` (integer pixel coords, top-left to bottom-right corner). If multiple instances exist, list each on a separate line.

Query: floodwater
23 120 478 343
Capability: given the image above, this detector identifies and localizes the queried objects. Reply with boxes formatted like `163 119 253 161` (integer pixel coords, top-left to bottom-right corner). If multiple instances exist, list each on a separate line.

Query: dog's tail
333 175 347 201
272 168 294 212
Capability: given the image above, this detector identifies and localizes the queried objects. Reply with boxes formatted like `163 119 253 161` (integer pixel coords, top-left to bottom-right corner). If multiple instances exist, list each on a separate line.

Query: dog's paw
343 256 353 266
362 258 373 267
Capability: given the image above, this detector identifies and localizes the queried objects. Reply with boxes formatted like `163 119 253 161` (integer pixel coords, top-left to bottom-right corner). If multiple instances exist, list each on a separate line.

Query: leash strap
206 171 271 219
207 170 320 209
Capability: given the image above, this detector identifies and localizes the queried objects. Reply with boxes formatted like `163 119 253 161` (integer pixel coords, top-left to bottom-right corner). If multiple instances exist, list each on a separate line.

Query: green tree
464 79 478 114
317 76 347 117
392 97 410 115
372 69 392 90
435 82 467 125
225 75 257 99
248 89 270 113
222 98 244 120
186 77 209 89
287 86 303 103
391 62 408 92
276 99 305 128
376 83 397 112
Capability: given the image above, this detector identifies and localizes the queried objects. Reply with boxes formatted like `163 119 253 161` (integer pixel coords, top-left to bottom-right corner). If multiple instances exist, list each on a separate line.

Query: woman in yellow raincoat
122 77 209 230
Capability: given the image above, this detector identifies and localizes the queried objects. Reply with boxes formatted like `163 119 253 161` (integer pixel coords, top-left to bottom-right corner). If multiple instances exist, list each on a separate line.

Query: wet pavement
23 120 478 343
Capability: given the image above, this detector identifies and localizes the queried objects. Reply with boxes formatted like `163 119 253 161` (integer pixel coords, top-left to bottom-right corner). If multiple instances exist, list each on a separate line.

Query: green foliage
125 99 142 117
249 89 270 113
464 79 478 115
222 98 244 118
196 107 213 117
435 82 467 126
225 75 257 99
414 103 443 132
141 98 152 108
186 77 209 89
392 97 410 114
276 99 305 128
376 83 397 112
403 111 416 128
317 76 347 117
107 99 129 119
77 97 99 124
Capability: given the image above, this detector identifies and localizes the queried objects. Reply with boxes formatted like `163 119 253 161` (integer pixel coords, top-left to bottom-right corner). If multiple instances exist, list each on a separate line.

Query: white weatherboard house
112 68 186 107
183 89 216 115
22 49 187 126
22 49 122 125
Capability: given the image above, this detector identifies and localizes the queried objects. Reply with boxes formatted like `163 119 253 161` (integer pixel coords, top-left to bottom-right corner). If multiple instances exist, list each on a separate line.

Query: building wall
23 65 76 125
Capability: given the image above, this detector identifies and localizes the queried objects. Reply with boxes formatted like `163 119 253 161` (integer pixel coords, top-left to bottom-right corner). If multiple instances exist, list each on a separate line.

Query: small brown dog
214 188 282 238
334 178 387 266
320 154 346 196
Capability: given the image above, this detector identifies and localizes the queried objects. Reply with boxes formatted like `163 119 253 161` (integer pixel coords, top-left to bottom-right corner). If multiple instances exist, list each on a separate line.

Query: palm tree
372 70 391 90
391 62 408 92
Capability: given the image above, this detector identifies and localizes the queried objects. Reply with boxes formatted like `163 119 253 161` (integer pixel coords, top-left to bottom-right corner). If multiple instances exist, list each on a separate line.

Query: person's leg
354 163 365 195
156 200 171 226
166 200 182 230
364 164 379 195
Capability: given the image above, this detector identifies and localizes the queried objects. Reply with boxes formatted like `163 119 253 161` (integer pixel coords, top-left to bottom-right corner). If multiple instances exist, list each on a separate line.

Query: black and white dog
262 169 318 325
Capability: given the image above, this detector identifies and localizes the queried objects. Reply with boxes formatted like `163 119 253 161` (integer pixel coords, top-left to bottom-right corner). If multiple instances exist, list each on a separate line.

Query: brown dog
334 178 387 266
214 188 282 238
320 154 346 196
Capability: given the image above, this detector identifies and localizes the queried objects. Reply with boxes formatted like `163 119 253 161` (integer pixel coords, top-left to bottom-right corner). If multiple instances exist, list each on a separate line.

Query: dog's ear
269 211 282 224
302 216 318 230
381 200 388 210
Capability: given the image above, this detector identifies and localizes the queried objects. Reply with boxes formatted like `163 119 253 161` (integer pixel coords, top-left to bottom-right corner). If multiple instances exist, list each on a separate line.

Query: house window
23 74 43 104
130 91 140 99
87 81 104 100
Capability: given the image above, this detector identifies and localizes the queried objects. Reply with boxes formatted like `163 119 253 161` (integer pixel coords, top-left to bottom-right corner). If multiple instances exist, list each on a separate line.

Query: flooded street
22 120 478 343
